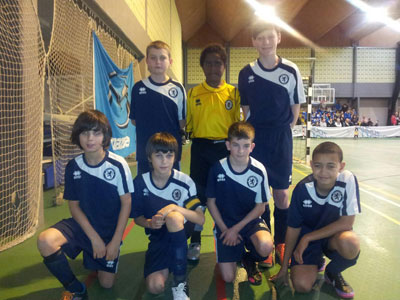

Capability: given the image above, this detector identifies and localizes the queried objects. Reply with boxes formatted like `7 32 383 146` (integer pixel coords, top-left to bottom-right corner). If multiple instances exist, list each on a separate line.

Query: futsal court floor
0 138 399 300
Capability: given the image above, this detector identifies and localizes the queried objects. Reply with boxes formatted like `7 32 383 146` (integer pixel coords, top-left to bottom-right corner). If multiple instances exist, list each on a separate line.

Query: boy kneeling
131 132 205 300
207 122 273 285
271 141 360 299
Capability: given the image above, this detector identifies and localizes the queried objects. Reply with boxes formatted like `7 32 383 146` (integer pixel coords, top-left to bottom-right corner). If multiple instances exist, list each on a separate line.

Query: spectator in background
367 118 374 126
396 112 400 125
391 114 397 125
343 118 352 127
334 118 342 127
360 117 368 127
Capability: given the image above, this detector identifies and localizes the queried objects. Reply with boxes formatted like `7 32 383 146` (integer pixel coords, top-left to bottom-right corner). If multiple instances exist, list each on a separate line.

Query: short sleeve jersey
238 58 306 129
64 151 134 241
131 169 201 234
288 170 361 230
129 77 186 162
186 80 240 140
206 157 271 228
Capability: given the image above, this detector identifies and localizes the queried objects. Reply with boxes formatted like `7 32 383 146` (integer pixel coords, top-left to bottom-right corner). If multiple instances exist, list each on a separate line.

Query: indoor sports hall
1 1 399 299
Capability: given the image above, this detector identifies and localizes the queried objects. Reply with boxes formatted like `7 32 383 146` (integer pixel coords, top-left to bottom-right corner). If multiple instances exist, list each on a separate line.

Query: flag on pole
93 31 135 157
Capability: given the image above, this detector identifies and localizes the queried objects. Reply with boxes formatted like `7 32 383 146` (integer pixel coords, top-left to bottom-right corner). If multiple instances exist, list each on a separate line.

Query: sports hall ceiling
175 0 400 48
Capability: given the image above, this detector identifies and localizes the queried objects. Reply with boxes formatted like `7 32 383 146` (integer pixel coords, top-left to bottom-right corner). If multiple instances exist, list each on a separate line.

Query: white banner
309 126 400 138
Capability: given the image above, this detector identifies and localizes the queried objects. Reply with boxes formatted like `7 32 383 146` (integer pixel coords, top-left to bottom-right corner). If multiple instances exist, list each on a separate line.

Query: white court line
359 187 400 209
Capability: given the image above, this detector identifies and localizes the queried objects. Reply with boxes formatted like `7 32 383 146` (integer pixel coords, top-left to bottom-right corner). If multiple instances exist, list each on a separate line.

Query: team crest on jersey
217 174 225 182
303 199 312 208
172 189 182 200
279 74 289 84
331 190 343 203
73 171 81 180
168 87 178 98
248 75 255 83
103 168 116 180
225 100 233 110
247 176 258 188
139 87 147 95
195 99 201 106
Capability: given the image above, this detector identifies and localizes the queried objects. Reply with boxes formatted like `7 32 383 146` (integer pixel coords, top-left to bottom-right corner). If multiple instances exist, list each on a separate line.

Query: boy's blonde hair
252 21 281 39
146 40 171 57
227 121 255 142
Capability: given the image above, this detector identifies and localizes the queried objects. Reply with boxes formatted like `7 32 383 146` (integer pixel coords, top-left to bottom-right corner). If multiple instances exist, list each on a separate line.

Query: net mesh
0 0 45 251
48 0 139 202
0 0 139 251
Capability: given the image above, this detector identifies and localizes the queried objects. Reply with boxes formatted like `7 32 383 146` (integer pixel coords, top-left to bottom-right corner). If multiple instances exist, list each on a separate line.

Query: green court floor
0 138 399 299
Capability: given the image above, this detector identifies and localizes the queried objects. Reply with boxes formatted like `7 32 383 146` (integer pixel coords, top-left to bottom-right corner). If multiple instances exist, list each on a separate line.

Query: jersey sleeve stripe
184 197 201 210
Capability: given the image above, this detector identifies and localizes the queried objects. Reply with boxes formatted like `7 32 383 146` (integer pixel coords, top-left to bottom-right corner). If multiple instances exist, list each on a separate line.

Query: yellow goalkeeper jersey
186 80 240 140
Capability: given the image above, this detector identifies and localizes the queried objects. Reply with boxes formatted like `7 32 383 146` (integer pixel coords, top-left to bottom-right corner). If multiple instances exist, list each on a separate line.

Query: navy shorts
290 229 330 267
215 218 270 263
190 138 228 205
143 226 191 278
52 218 120 273
251 126 292 189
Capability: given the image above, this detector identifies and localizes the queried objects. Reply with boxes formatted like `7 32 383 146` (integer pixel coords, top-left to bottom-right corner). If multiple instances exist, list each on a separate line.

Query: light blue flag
93 31 135 157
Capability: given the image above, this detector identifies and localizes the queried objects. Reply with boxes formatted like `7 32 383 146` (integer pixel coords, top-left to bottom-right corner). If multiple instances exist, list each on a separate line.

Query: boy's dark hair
227 121 255 141
145 132 178 161
312 141 343 162
71 109 112 150
200 43 227 67
252 21 281 39
146 40 171 57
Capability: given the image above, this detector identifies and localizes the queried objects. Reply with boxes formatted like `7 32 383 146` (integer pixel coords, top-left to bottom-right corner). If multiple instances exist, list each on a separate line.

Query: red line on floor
85 219 135 287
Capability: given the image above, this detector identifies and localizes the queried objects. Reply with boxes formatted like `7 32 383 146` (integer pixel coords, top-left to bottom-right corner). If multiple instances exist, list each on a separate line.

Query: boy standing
271 142 360 299
238 21 306 266
130 41 186 175
207 122 273 285
37 110 133 300
131 132 205 300
186 44 241 260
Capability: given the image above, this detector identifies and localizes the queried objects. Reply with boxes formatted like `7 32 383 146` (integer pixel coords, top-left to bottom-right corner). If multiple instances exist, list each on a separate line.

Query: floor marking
359 187 400 209
361 202 400 226
85 219 136 287
359 182 400 202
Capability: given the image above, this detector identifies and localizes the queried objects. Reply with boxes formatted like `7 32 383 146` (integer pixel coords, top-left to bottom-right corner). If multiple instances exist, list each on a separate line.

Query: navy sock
190 230 201 244
261 204 271 231
273 207 288 245
170 229 187 283
246 241 268 262
326 250 360 275
43 249 83 293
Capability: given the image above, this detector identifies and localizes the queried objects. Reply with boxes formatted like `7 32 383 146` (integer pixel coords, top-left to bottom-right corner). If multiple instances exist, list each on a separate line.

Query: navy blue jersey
238 58 306 129
64 151 134 241
129 77 186 162
288 170 361 230
206 157 271 228
132 169 201 234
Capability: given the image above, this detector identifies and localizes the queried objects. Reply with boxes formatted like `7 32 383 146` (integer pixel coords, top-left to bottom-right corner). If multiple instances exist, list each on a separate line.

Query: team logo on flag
108 71 130 129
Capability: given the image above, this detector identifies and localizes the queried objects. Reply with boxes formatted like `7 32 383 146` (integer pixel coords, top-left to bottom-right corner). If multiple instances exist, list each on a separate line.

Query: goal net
0 0 45 251
47 0 139 203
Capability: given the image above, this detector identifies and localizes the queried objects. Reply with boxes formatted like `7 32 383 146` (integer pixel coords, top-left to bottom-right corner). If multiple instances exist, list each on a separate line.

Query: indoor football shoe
172 281 190 300
324 271 354 299
60 289 88 300
187 242 201 261
241 254 262 285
